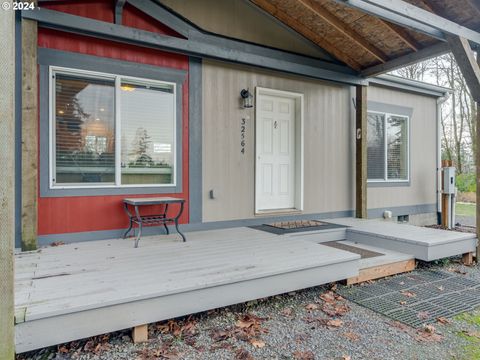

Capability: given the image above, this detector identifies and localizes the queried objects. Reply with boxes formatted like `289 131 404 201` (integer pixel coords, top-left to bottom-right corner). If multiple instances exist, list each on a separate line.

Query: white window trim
367 110 410 183
49 66 177 190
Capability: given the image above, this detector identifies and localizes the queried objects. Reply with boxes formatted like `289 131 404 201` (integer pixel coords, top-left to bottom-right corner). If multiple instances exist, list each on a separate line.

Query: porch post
21 0 38 251
446 36 480 261
0 1 16 358
356 85 368 218
477 52 480 261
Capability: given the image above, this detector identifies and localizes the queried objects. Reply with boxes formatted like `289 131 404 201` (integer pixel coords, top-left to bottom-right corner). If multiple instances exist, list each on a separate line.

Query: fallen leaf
305 303 319 311
401 290 416 298
326 319 343 328
447 267 467 275
281 308 293 317
437 286 444 291
462 330 480 339
437 317 451 325
320 291 337 303
235 348 254 360
50 241 65 247
399 301 407 306
249 339 265 348
343 332 360 342
342 356 352 360
417 311 430 320
416 324 444 343
293 350 315 360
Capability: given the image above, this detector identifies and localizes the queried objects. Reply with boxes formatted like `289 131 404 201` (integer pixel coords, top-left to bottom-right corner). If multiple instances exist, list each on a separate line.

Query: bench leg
134 222 142 248
132 324 148 343
123 218 133 239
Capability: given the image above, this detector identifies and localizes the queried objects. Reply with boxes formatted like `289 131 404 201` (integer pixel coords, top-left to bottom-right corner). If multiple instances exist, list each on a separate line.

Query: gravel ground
17 260 480 360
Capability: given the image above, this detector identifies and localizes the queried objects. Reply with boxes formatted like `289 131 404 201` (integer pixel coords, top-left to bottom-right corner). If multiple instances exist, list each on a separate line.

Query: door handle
274 121 278 129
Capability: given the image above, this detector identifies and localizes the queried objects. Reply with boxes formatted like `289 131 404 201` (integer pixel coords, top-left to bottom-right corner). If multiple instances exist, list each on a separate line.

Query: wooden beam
21 5 38 251
297 0 389 63
115 0 126 25
22 8 366 84
447 35 480 103
381 21 421 51
346 259 416 284
0 1 16 358
356 85 367 219
462 252 474 266
250 0 363 70
361 41 450 77
337 0 480 45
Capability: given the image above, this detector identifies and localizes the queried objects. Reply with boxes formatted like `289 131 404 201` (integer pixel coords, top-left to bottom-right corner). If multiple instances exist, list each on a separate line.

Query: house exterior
17 0 451 249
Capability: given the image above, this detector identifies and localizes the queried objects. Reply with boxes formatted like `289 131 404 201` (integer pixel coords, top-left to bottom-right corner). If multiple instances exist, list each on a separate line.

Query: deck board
16 227 359 322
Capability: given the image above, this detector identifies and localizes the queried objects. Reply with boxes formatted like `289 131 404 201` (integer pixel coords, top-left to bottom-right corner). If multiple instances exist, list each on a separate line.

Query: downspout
436 92 450 224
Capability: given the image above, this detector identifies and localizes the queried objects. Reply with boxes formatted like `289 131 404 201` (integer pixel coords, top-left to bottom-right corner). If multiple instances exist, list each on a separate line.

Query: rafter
297 0 389 63
250 0 363 70
381 21 422 51
360 41 450 77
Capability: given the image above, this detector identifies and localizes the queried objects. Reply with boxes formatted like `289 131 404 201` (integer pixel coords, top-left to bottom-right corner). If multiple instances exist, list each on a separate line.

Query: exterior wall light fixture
240 88 253 109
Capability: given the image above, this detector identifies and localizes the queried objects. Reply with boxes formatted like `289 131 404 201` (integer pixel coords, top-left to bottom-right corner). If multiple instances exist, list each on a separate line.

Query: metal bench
123 197 186 247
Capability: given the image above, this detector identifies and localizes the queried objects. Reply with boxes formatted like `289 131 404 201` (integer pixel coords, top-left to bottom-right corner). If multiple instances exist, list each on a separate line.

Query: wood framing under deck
15 228 359 353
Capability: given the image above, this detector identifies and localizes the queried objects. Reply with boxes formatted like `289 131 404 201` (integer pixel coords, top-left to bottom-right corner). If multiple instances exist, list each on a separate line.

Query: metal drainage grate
336 269 480 328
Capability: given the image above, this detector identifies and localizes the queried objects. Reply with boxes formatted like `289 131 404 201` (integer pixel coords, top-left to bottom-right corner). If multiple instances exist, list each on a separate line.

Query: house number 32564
240 118 246 154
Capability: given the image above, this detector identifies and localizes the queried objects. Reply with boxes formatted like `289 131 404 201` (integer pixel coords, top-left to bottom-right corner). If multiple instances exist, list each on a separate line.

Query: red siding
37 5 190 236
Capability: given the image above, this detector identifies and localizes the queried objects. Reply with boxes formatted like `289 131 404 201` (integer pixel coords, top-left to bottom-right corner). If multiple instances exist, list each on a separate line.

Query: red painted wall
38 2 190 236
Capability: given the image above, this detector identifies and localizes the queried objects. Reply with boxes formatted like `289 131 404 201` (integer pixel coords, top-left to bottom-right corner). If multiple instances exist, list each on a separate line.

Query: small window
51 68 176 188
367 111 409 183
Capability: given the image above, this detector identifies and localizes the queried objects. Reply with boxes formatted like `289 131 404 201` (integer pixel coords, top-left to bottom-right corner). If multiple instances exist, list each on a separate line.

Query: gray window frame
39 48 186 197
367 101 413 188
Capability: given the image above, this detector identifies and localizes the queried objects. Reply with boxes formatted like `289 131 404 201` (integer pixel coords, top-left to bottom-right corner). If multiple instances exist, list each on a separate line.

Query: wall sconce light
240 88 253 109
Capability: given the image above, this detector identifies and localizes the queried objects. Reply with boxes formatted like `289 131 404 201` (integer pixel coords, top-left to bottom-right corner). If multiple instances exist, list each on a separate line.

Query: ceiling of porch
248 0 480 72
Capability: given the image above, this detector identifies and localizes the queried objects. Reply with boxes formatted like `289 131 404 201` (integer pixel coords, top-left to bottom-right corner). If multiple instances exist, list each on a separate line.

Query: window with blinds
51 68 177 188
367 111 409 182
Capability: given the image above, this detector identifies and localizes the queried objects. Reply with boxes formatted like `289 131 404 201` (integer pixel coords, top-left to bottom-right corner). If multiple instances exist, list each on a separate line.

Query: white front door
256 93 295 211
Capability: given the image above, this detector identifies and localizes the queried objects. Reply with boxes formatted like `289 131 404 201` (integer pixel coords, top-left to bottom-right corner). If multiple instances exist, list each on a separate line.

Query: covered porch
15 219 476 353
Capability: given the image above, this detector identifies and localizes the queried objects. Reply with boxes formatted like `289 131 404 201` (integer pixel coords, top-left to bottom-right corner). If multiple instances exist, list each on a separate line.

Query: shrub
456 173 476 193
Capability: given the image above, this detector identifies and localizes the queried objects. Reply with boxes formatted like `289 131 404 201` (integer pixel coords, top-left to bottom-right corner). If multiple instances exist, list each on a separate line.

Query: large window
50 67 176 188
367 111 409 182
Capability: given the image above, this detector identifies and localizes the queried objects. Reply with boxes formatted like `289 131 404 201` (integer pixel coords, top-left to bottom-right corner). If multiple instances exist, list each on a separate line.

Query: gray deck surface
327 218 477 261
15 227 360 352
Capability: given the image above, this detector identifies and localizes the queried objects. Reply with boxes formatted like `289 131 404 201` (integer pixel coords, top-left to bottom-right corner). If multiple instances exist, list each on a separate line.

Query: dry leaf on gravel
342 356 352 360
462 330 480 339
320 291 337 303
293 350 315 360
343 332 360 342
322 303 350 317
416 325 443 343
235 348 254 360
437 317 451 325
281 307 293 317
305 303 320 311
447 267 467 275
249 338 265 348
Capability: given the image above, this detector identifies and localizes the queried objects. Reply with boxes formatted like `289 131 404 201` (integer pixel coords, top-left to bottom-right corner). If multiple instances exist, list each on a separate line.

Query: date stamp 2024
2 2 36 11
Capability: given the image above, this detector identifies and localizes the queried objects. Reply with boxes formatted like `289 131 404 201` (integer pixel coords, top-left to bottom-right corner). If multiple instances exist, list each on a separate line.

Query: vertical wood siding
202 60 353 222
202 61 438 222
367 85 438 210
37 3 190 236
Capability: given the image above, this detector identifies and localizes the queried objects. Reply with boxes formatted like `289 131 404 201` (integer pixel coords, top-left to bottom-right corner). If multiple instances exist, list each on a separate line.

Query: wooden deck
328 218 477 261
15 219 477 353
15 227 359 353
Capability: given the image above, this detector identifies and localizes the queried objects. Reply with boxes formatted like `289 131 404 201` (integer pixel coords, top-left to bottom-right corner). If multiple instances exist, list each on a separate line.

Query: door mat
250 220 346 235
322 241 384 259
336 269 480 328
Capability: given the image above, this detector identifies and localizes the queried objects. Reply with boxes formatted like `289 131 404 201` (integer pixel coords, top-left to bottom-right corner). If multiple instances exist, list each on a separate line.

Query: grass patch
456 202 476 217
455 311 480 359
